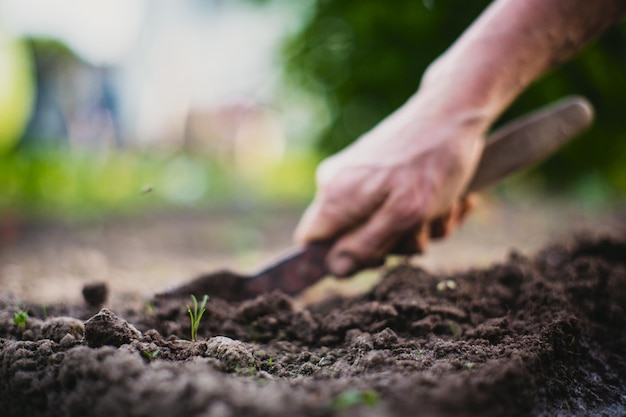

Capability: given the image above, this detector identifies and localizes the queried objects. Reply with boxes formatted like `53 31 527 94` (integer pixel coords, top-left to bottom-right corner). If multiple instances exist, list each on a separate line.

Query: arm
421 0 626 127
295 0 626 277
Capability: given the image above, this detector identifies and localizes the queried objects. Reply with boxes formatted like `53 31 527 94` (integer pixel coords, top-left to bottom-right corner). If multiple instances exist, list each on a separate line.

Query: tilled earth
1 234 625 417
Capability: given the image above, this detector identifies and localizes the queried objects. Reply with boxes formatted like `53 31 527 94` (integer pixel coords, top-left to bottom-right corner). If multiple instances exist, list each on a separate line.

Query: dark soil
1 234 625 417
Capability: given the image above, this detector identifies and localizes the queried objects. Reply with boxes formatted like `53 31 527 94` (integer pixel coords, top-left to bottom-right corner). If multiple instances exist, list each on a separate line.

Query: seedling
331 390 380 411
144 301 155 315
141 350 160 361
13 310 29 329
449 322 459 340
187 294 209 342
466 362 475 371
248 355 261 376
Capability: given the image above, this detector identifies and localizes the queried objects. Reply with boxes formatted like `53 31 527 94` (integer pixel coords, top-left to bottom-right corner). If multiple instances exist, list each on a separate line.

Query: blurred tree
282 0 626 195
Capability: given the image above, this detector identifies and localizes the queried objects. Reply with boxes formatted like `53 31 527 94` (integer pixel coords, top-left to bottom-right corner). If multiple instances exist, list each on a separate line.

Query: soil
1 233 625 417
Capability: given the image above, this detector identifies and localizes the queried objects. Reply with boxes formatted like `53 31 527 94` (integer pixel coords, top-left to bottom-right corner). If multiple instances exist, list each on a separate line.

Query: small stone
204 336 253 371
446 279 458 290
84 308 142 347
373 327 398 348
347 330 374 351
82 282 109 307
436 279 458 292
201 401 233 417
42 317 84 342
59 333 77 346
256 370 274 380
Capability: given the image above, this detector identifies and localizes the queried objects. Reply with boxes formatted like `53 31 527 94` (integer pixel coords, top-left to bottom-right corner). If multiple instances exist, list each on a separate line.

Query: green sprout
449 322 459 340
13 310 29 329
466 362 475 371
331 390 380 411
187 294 209 342
141 350 160 361
144 301 155 315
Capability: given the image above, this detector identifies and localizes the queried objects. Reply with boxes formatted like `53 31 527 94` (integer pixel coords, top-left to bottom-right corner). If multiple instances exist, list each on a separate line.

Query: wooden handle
468 96 594 192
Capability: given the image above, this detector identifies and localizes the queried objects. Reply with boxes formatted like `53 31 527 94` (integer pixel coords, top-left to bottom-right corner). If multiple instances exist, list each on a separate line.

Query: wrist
420 55 507 128
404 69 496 139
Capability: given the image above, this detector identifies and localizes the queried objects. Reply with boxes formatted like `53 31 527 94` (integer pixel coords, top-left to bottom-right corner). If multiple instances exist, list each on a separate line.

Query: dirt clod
204 336 254 371
84 308 141 347
82 282 109 307
41 317 84 342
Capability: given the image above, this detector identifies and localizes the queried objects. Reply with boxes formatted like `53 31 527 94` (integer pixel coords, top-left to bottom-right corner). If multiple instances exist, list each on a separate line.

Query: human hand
294 95 487 277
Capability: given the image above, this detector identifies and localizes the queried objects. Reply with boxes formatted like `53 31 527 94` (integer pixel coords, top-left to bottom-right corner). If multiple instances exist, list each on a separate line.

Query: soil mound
1 235 625 416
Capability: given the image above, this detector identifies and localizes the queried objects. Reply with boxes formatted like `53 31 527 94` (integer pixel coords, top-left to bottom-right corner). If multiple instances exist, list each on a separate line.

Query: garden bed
1 234 625 416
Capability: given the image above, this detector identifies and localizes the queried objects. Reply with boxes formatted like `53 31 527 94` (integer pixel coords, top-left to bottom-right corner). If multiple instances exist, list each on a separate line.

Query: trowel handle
467 96 594 192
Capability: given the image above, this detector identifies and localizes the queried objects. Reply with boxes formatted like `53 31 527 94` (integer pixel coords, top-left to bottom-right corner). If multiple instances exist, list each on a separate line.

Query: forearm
418 0 626 128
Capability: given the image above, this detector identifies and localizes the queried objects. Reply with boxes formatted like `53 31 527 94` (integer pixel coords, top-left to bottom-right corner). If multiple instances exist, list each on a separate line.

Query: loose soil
1 234 625 417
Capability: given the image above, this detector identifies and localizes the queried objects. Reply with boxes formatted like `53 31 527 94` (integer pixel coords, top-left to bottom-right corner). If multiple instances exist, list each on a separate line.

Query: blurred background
1 0 625 303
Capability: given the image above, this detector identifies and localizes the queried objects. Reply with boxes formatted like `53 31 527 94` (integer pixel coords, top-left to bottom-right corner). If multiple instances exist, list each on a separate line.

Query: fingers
326 196 422 277
429 193 478 239
315 193 480 277
429 202 461 239
294 165 388 245
458 193 479 222
391 223 430 255
375 193 480 268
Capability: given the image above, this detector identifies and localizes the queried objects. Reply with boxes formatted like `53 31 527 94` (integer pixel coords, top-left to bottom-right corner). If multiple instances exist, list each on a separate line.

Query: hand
391 193 478 255
294 94 487 277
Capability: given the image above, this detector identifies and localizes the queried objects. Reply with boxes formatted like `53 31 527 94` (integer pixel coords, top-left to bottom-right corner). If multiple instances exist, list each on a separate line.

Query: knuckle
390 196 426 227
315 157 340 187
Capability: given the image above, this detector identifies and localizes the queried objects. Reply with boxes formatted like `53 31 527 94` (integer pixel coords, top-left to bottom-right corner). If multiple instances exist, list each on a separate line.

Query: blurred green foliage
0 26 318 219
0 29 34 153
0 148 317 220
282 0 626 196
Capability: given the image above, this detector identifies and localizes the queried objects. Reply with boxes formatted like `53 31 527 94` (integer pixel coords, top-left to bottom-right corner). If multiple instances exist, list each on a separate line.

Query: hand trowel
156 96 594 302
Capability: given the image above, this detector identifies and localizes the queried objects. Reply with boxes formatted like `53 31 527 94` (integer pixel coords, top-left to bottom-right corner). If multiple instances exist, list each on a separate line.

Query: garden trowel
156 96 594 302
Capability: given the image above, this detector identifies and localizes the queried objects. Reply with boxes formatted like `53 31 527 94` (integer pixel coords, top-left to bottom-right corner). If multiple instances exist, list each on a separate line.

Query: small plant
141 350 160 361
13 310 29 329
331 390 380 411
248 357 257 376
449 322 459 340
144 301 155 315
466 362 475 371
187 294 209 342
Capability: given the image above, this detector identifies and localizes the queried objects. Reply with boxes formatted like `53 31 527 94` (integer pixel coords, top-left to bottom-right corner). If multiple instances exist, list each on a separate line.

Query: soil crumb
1 234 625 417
82 282 109 308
